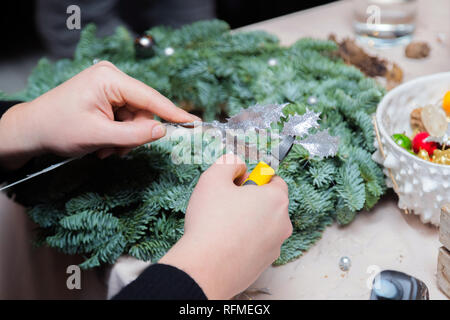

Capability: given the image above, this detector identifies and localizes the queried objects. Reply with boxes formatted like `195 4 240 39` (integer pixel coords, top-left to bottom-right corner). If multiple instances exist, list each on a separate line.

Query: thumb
103 117 166 148
203 154 247 186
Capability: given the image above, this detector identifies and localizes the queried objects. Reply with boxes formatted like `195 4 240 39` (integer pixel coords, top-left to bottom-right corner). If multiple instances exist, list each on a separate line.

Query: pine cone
411 107 426 132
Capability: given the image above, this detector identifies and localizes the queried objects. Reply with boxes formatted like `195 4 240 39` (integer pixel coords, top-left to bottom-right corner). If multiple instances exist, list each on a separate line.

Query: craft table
0 0 449 299
239 0 450 299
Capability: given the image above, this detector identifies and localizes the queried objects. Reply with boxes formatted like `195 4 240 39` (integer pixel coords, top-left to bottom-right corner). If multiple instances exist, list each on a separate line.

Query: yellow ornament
417 148 431 161
443 91 450 116
432 149 450 165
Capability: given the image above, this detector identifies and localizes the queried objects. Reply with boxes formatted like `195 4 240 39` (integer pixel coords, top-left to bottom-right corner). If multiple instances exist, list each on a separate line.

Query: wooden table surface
238 0 450 300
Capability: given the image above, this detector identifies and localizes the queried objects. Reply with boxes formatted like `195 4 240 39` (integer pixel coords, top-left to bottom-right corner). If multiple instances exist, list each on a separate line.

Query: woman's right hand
159 154 292 299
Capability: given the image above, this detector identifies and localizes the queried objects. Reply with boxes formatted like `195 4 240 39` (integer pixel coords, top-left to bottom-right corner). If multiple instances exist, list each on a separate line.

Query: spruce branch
2 20 386 269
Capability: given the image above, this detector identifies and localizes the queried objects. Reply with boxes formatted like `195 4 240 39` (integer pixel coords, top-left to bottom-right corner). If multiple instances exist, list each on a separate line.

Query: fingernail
152 124 166 139
190 114 202 122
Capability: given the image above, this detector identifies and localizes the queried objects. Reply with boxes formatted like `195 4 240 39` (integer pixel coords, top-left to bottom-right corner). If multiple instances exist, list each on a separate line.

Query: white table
239 0 450 300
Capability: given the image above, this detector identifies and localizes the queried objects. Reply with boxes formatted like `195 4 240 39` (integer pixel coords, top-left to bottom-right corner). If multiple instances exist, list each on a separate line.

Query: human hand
0 61 199 170
159 154 292 299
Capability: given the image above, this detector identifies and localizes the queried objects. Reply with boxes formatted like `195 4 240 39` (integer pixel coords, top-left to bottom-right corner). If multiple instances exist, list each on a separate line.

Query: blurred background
0 0 335 94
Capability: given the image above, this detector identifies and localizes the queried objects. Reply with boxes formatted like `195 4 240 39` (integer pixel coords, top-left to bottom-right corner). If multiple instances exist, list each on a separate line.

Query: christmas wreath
2 20 386 269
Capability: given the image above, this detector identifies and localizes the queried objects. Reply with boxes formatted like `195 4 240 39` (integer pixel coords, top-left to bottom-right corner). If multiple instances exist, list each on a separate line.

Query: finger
234 171 250 186
103 65 201 123
204 154 247 184
262 175 289 194
102 113 166 148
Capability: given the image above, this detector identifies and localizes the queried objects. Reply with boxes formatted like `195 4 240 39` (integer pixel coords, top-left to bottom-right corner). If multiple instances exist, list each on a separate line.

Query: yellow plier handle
242 161 275 186
241 135 295 186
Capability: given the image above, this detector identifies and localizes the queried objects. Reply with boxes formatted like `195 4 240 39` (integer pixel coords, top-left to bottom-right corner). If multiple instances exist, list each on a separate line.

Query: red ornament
412 132 437 156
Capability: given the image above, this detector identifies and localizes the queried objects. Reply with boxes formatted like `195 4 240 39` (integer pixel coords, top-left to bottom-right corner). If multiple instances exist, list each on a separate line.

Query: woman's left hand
0 61 199 169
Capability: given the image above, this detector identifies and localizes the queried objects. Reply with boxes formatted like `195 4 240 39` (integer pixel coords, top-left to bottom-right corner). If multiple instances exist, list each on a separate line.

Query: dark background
216 0 335 29
0 0 336 58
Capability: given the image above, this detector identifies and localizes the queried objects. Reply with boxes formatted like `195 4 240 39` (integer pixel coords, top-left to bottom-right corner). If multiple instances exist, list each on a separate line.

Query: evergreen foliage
3 20 386 268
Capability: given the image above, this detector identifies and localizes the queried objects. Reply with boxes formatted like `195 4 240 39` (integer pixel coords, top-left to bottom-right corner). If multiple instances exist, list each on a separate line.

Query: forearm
159 235 232 300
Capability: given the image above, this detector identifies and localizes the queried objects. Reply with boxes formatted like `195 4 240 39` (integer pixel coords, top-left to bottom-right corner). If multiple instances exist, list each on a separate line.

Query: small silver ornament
268 58 278 67
307 96 318 105
339 256 351 271
164 47 175 56
135 35 156 58
92 58 100 65
139 37 151 47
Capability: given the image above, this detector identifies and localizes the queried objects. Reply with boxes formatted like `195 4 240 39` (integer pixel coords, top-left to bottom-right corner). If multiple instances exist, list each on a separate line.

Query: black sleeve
0 100 21 119
112 263 207 300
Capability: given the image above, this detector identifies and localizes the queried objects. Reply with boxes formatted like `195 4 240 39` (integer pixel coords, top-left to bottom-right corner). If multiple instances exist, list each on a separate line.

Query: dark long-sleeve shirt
113 263 207 300
0 100 20 118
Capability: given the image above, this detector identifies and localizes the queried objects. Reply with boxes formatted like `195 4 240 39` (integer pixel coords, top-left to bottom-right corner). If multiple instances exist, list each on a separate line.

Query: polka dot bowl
373 72 450 225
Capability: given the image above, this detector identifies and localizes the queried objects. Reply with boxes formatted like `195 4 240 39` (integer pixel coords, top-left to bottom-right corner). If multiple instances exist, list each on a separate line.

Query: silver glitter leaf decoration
184 103 339 161
227 103 288 131
296 130 339 159
223 133 262 163
281 109 321 138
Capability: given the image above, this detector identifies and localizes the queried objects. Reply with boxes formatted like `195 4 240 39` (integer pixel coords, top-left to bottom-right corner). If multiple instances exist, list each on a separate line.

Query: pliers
168 121 295 186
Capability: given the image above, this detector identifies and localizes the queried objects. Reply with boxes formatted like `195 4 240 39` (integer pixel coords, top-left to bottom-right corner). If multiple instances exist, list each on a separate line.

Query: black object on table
370 270 429 300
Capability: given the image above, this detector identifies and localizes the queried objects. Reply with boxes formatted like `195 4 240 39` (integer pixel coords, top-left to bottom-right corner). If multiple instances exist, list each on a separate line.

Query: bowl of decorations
373 72 450 225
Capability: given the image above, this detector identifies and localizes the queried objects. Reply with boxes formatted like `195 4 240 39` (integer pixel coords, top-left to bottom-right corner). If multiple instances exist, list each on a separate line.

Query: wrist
159 235 229 300
0 102 44 170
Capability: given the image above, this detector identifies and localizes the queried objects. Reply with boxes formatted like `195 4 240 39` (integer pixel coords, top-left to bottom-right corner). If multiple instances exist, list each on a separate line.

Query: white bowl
373 72 450 225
